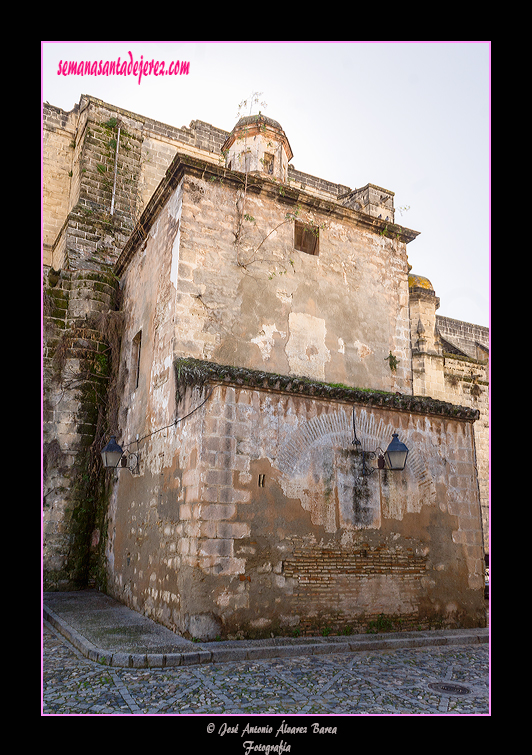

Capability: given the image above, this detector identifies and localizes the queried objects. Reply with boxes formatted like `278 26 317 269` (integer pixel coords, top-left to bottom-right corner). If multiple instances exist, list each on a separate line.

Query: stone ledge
174 357 480 421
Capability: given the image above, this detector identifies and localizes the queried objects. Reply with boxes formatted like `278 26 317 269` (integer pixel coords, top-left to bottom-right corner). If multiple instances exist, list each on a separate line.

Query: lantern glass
101 436 123 468
384 433 409 471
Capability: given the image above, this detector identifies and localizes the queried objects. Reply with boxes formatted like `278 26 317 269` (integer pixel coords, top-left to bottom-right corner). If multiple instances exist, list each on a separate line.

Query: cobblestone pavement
42 620 489 716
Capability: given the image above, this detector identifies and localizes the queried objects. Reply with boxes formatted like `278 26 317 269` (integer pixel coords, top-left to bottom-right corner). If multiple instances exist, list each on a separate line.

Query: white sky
42 41 490 328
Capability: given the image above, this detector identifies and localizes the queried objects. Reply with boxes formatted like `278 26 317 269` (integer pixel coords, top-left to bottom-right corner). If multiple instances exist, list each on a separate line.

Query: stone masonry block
201 486 221 503
179 503 192 520
200 521 218 538
222 488 251 504
204 469 233 486
199 538 234 557
216 522 250 539
199 504 236 521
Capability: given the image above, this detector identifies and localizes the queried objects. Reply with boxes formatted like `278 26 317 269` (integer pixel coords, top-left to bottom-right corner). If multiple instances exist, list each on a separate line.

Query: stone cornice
174 358 480 422
115 152 420 277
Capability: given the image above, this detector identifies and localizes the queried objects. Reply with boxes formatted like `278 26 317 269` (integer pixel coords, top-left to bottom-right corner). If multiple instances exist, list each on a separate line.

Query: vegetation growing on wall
174 357 480 420
219 94 327 280
43 270 124 590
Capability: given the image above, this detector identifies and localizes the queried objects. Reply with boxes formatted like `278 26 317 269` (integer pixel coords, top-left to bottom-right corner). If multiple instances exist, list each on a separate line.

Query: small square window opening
263 153 274 174
294 220 319 256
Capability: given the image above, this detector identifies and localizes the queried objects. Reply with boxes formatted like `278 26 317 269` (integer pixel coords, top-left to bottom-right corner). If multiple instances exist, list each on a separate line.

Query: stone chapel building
43 96 489 639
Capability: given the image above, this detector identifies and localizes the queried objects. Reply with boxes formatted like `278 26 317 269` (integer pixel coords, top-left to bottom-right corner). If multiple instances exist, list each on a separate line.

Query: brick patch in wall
283 545 428 633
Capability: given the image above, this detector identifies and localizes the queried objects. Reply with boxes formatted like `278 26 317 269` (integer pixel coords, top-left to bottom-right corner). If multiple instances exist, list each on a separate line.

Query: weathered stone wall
116 153 417 395
42 94 489 625
43 269 120 589
437 316 489 361
104 372 485 639
409 283 489 555
440 353 489 552
47 100 145 271
43 96 232 271
43 103 80 266
103 158 484 638
43 95 376 271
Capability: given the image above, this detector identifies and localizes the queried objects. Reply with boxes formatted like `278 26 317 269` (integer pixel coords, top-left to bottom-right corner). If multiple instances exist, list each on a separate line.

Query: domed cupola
408 272 441 355
222 113 293 183
408 273 435 293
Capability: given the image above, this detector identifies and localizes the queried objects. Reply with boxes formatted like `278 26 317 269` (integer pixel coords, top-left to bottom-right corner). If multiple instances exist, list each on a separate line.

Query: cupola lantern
222 113 293 183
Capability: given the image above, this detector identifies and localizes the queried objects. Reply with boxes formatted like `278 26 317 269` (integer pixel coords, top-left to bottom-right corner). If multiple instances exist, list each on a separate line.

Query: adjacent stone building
408 275 489 552
42 95 489 638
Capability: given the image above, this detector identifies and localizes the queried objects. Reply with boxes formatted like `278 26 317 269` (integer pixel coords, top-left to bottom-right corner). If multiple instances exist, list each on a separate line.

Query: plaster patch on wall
277 408 437 530
169 180 184 289
353 339 373 359
277 410 378 531
251 324 287 361
278 410 352 477
276 290 293 305
349 408 436 515
286 312 330 381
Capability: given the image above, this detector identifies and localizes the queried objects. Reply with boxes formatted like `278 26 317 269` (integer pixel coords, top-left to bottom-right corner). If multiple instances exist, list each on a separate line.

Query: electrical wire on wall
113 386 215 472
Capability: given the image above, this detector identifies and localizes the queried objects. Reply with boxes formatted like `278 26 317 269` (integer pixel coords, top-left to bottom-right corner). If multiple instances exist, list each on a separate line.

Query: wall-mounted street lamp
383 432 409 471
100 387 215 476
100 436 139 472
100 436 123 468
352 410 409 476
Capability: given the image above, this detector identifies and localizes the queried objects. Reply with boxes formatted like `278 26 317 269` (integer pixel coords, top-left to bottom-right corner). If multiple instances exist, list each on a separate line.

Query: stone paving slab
43 589 488 669
42 619 490 715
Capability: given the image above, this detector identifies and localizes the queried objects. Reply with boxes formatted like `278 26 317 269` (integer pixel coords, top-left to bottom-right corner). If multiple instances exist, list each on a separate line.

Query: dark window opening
294 220 319 256
132 330 142 390
263 152 274 174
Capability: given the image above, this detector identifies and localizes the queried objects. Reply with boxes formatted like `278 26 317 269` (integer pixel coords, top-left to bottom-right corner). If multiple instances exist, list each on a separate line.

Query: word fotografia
57 51 190 85
243 742 290 755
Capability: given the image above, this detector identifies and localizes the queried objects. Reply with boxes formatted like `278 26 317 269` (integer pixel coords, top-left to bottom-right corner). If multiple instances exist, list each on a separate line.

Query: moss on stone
174 357 479 421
